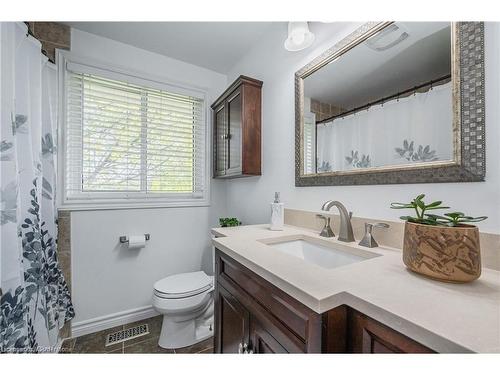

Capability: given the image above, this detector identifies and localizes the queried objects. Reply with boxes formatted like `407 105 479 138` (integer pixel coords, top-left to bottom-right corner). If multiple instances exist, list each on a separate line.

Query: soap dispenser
270 192 284 231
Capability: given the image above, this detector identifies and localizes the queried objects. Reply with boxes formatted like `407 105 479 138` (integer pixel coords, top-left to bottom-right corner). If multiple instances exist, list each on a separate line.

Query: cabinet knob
238 342 253 354
243 343 253 354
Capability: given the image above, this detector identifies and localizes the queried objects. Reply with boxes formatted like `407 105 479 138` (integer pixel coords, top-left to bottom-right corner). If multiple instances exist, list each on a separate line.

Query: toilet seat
154 271 213 299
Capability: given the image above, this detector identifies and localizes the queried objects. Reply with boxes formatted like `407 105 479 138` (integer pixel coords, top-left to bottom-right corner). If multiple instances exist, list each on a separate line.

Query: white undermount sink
261 236 380 269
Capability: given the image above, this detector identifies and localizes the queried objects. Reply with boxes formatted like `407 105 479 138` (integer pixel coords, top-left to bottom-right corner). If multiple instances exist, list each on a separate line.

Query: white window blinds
303 113 316 174
64 62 207 206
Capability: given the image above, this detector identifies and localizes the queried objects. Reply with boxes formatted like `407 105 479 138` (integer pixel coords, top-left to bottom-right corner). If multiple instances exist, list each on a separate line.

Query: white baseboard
71 305 160 338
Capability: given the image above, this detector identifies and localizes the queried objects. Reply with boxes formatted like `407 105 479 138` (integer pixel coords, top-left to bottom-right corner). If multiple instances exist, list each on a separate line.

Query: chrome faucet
321 200 355 242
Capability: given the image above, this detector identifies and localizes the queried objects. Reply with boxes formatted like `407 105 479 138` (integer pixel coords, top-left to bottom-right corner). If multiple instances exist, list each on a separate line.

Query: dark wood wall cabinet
214 249 436 354
211 76 263 178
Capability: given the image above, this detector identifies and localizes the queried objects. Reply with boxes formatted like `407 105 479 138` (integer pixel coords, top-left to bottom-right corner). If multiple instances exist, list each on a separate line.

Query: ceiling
304 22 451 109
63 22 286 74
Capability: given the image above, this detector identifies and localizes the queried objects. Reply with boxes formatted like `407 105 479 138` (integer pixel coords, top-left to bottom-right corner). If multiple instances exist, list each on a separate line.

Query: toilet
152 271 214 349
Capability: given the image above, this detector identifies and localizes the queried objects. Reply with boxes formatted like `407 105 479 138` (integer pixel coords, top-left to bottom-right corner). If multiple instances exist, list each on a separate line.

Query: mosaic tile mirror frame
295 22 485 186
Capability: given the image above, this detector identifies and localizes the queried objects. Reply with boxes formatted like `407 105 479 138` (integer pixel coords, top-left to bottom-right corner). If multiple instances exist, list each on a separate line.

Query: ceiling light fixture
365 24 409 51
284 22 315 52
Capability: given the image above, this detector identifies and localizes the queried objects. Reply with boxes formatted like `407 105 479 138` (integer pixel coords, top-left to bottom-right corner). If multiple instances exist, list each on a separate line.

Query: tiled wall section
27 22 70 62
310 98 345 122
285 208 500 271
57 210 72 339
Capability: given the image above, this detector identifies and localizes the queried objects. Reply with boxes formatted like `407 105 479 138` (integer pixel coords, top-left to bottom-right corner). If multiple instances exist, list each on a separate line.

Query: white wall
225 22 500 234
69 29 228 327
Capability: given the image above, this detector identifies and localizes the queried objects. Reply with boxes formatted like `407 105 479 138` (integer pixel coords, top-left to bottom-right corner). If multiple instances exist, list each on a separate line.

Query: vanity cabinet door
215 285 250 353
348 311 434 353
249 317 288 354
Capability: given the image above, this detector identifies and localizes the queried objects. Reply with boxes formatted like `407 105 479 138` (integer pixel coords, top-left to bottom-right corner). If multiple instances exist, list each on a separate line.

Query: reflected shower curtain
0 22 74 353
316 81 453 171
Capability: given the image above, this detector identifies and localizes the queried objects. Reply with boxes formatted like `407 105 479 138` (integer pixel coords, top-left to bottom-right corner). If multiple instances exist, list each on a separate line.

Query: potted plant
219 217 242 228
391 194 487 283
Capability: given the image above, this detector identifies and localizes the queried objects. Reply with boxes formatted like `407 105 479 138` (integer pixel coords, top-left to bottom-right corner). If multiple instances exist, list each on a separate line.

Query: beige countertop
212 224 500 353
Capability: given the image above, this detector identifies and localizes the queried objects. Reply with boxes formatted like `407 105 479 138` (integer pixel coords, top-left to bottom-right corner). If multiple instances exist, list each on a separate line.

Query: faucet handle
316 214 335 238
367 222 390 231
359 222 390 248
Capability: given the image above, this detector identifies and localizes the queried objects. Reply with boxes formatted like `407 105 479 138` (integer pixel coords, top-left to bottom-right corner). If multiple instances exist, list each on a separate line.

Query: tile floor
60 315 214 354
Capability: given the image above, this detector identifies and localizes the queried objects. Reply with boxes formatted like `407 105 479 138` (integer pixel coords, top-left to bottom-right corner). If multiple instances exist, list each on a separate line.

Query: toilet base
158 303 214 349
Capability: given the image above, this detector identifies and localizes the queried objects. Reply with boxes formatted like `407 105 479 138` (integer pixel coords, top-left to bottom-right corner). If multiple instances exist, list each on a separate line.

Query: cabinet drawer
215 249 321 350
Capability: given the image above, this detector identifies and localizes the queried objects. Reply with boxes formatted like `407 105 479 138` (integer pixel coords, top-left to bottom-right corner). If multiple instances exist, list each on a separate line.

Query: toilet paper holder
119 234 150 244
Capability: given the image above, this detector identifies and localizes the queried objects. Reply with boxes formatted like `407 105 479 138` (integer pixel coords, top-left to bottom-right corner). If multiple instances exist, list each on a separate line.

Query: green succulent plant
219 217 242 227
390 194 487 227
425 212 488 227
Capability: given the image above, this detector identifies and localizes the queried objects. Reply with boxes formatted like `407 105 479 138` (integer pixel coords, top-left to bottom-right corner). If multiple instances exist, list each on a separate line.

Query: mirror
295 22 486 186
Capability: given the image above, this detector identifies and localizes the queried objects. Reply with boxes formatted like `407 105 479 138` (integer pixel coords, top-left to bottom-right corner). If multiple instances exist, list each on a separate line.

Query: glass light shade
284 22 315 51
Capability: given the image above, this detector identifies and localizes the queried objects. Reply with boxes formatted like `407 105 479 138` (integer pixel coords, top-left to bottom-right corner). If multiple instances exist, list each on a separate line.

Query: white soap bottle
270 192 284 231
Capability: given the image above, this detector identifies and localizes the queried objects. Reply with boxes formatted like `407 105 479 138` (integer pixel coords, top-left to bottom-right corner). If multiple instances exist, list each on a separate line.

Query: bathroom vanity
212 224 500 354
215 249 433 353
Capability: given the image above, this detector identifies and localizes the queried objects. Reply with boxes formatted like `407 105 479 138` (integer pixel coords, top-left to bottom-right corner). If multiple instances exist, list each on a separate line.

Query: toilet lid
154 271 213 298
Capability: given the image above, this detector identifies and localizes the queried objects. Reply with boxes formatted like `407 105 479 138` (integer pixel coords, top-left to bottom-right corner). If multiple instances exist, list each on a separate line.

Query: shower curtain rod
316 74 452 124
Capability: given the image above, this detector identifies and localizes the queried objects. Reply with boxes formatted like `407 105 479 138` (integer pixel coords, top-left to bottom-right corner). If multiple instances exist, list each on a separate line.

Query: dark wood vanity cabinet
214 249 435 354
215 250 322 353
211 76 262 178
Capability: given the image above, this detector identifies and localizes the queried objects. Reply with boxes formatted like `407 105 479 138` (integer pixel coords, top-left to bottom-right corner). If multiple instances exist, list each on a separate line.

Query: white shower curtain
1 22 74 353
316 81 453 171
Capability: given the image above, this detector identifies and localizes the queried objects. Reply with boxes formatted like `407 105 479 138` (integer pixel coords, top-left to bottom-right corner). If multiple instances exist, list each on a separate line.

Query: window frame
57 51 211 210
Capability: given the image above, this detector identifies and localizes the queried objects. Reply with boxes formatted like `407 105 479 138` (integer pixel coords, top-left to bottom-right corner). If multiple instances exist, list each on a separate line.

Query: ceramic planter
402 221 481 283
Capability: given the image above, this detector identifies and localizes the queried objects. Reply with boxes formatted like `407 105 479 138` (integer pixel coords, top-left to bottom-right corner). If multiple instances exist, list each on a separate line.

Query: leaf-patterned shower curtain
315 81 453 172
1 22 74 353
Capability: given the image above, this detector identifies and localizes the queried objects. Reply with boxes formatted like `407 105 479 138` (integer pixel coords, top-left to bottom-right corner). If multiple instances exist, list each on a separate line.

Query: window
61 58 208 209
303 113 316 174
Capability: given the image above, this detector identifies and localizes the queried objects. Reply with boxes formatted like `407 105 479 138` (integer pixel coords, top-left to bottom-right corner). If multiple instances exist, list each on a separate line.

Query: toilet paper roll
127 235 146 249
